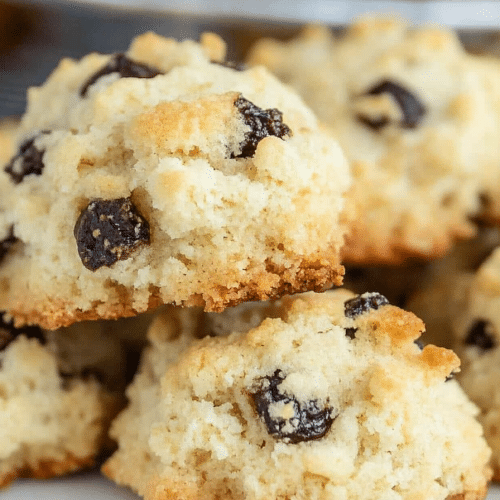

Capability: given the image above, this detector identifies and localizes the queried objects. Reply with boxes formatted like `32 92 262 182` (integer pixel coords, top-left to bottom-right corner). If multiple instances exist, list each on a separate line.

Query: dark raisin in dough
0 226 17 263
4 136 45 184
344 293 389 319
464 319 496 351
251 370 335 444
74 197 150 271
358 79 426 130
357 115 390 131
345 327 357 339
414 339 425 350
80 54 162 97
0 315 46 351
234 95 291 158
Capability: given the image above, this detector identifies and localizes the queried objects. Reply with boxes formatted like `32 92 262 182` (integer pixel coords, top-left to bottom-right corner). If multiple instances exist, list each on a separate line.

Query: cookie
403 227 500 348
0 31 351 329
0 316 128 486
247 17 499 264
103 290 491 500
468 55 500 225
450 245 500 480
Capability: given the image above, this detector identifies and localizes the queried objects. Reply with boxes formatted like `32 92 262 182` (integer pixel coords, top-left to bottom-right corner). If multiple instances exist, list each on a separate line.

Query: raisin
80 54 162 97
0 314 46 351
234 96 291 158
414 339 424 350
5 135 46 184
464 320 496 351
358 79 426 130
250 370 335 444
0 226 17 263
74 198 150 271
357 115 390 131
345 327 357 339
344 292 389 319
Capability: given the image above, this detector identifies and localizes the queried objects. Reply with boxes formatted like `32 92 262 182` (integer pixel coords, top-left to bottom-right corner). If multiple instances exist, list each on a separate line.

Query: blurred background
1 0 500 119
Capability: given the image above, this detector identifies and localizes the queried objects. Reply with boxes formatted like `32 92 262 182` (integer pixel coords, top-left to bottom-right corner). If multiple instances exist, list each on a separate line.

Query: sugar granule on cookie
0 31 351 329
103 290 491 500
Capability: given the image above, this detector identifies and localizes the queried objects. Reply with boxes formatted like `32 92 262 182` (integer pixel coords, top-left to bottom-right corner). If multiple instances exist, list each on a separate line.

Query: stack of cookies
0 19 496 500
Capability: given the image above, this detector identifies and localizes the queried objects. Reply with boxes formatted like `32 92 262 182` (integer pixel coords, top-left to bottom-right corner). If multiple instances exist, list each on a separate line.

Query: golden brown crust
446 479 491 500
127 31 226 71
145 477 200 500
6 293 151 330
6 255 343 329
342 220 476 265
130 92 244 158
362 305 426 345
492 465 500 482
0 453 95 488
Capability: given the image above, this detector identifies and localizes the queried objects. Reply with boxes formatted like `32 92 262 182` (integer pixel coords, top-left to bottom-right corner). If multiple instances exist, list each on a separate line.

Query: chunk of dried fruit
4 136 46 184
344 292 389 318
80 54 162 97
234 95 291 158
358 79 426 130
74 197 150 271
251 370 335 444
0 226 17 263
414 339 424 350
345 327 357 339
464 319 496 351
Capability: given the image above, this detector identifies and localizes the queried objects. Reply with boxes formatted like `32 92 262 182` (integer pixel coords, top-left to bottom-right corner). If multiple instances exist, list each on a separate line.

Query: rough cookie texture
341 227 500 348
247 17 500 264
403 227 500 348
0 316 129 486
0 32 350 329
450 245 500 480
103 290 491 500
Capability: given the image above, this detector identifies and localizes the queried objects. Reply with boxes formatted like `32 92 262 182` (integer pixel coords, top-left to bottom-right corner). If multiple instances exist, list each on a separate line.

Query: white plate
2 471 140 499
2 471 500 499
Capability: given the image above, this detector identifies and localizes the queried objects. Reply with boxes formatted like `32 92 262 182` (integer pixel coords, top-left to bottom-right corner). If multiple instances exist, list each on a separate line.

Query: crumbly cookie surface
470 55 500 224
0 317 128 486
247 17 499 264
450 245 500 480
0 32 350 329
104 290 491 500
402 227 500 348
